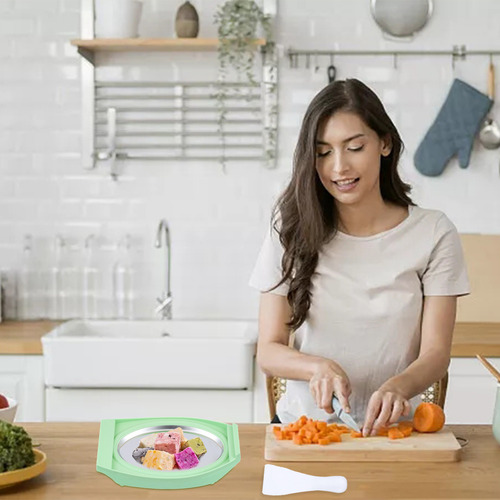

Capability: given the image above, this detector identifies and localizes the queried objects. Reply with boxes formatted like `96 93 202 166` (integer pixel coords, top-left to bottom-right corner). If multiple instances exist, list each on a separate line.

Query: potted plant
214 0 277 168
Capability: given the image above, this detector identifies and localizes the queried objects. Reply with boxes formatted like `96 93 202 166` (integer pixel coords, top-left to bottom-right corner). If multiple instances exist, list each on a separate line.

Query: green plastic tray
96 417 240 489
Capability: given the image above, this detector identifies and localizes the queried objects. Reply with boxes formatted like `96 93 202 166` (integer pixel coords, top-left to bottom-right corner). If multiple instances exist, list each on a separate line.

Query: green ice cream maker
96 416 241 489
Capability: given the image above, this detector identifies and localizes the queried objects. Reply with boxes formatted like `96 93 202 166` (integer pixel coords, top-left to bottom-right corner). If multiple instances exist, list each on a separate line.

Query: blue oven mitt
414 79 492 176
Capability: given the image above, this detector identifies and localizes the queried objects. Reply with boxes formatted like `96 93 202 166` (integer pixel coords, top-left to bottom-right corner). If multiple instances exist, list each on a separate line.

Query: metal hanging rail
95 118 262 125
95 81 260 88
287 45 500 69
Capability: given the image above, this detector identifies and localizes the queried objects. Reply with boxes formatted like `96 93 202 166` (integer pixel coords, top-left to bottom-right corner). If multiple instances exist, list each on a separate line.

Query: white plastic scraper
262 464 347 496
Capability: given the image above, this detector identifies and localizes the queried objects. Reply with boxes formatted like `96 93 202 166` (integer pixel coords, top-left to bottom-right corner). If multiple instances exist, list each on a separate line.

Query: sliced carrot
350 431 363 438
398 420 414 430
329 432 342 443
317 421 327 432
388 427 405 440
318 438 330 445
273 429 284 440
292 434 302 445
399 426 412 437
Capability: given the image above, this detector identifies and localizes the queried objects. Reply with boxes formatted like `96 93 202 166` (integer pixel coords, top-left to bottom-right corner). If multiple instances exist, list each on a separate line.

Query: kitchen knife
331 395 361 432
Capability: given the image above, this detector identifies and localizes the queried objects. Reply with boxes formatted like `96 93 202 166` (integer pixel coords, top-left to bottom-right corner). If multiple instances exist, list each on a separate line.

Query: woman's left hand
362 385 411 437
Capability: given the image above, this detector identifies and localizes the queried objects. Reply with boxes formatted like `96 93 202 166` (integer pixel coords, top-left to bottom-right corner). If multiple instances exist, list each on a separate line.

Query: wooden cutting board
264 425 462 462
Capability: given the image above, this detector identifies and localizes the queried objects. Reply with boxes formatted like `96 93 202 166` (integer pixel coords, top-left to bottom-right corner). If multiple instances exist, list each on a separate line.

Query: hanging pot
175 1 199 38
371 0 433 40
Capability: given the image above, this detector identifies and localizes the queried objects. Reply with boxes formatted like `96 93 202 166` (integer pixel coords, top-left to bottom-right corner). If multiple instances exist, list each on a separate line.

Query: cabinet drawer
445 358 499 424
46 387 253 423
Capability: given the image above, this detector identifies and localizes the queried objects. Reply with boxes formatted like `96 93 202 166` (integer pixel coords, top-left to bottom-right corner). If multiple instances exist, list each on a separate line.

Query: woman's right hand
309 359 352 414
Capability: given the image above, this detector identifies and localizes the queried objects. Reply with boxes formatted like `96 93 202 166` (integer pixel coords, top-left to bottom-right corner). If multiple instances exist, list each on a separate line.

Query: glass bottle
17 234 36 320
48 235 65 319
113 234 134 320
82 234 98 319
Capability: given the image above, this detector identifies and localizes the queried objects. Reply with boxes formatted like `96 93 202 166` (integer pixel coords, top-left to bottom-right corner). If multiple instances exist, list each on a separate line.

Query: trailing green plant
213 0 277 168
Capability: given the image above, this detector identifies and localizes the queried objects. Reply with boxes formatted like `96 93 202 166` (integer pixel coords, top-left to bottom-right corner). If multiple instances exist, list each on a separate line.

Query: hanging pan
371 0 433 40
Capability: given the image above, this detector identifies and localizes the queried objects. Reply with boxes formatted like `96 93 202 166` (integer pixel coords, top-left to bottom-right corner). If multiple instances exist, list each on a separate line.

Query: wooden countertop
2 423 499 499
1 320 500 357
452 322 500 357
0 321 61 354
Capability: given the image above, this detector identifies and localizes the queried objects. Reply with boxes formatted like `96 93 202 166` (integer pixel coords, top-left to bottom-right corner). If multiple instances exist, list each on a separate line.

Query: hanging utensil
476 354 500 383
327 55 336 84
479 61 500 149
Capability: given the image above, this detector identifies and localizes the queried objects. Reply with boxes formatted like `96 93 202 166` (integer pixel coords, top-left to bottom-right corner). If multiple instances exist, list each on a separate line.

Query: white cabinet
445 358 499 424
0 355 44 422
46 388 253 423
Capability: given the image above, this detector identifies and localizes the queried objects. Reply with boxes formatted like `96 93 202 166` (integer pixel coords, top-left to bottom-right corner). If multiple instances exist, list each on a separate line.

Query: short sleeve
248 224 289 296
421 214 470 296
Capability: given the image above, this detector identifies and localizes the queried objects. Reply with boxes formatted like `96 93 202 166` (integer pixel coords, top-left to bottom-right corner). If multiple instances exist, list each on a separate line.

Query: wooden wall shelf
71 38 267 64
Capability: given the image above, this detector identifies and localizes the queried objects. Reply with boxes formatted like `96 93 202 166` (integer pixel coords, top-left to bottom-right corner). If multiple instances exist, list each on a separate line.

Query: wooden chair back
266 372 449 421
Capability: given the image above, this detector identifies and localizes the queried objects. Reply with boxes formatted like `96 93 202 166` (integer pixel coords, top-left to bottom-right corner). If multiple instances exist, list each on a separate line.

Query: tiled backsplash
1 0 499 320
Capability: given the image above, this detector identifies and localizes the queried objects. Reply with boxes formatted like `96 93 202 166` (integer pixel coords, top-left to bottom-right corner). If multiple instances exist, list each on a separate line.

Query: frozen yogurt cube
181 437 207 457
139 433 159 448
154 432 181 454
172 427 187 444
132 447 153 462
174 447 199 470
142 449 175 470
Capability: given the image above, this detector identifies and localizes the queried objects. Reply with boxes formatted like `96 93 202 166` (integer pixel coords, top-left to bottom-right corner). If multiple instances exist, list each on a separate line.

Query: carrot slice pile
274 403 444 445
273 416 350 445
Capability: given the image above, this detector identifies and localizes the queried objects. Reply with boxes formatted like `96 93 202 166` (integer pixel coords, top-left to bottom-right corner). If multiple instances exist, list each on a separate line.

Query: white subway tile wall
0 0 499 320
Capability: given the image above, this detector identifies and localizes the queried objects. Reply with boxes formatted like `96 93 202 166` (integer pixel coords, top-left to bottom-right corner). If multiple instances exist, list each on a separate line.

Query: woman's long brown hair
269 79 414 331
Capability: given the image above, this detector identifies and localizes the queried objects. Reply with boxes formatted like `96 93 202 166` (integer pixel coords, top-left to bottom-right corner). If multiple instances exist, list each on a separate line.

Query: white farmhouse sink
42 320 257 389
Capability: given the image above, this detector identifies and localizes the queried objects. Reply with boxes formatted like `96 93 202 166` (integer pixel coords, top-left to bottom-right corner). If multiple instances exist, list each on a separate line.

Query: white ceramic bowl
0 397 18 423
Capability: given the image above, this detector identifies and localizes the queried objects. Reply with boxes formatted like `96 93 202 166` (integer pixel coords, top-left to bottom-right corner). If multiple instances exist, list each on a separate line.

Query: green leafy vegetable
0 421 35 472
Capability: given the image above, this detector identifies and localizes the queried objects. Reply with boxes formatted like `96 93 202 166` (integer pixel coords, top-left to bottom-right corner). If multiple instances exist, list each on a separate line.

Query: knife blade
331 395 361 433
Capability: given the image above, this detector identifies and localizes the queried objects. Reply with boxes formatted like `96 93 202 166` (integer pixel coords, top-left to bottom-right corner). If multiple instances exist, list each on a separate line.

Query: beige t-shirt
249 205 470 424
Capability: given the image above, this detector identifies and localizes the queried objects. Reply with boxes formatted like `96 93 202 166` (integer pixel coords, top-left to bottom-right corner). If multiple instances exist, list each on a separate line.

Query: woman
249 79 470 437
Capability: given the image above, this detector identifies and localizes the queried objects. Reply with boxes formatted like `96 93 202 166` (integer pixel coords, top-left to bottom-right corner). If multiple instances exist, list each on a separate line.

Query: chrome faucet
155 219 172 319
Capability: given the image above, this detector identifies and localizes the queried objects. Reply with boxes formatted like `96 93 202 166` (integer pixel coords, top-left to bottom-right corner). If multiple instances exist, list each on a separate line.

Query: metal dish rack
94 81 266 178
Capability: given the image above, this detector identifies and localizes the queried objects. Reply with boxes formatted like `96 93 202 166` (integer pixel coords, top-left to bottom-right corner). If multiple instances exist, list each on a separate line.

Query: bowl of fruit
0 394 17 424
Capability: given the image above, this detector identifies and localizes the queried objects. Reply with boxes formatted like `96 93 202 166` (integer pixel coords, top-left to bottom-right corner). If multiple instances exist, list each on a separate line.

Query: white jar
95 0 143 38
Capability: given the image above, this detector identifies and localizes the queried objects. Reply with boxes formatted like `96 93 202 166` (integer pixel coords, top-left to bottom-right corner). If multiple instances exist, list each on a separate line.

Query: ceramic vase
175 1 199 38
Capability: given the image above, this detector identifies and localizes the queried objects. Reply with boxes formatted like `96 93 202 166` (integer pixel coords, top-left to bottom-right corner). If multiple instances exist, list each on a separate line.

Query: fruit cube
142 449 175 470
154 432 181 454
174 447 199 470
